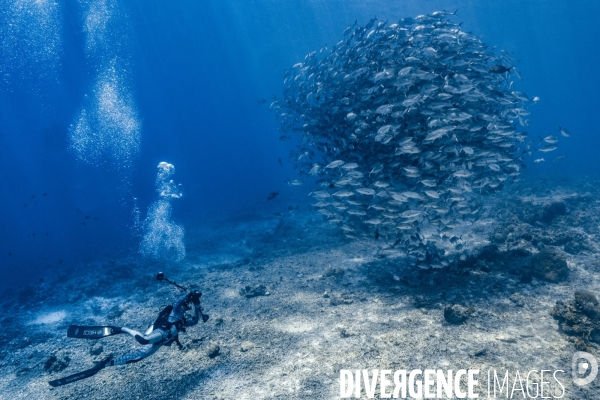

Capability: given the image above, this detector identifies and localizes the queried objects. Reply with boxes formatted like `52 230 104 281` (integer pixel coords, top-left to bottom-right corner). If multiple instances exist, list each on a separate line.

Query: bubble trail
140 162 185 262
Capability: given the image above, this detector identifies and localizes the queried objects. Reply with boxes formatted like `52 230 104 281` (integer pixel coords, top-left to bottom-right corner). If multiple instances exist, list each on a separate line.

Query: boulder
552 290 600 350
530 247 569 282
239 285 270 298
240 341 255 352
540 202 567 224
90 343 103 356
574 289 600 318
329 293 354 306
206 343 220 358
444 304 474 324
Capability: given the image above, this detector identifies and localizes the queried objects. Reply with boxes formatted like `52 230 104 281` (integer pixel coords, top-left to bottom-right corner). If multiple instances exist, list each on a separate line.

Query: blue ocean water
1 0 599 296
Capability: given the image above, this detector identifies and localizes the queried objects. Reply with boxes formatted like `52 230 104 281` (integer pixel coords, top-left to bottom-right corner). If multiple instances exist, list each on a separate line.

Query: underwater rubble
553 289 600 352
271 11 554 266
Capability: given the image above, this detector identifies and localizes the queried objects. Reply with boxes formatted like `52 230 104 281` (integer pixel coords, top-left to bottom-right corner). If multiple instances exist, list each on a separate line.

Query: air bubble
140 163 185 262
68 64 141 166
0 0 61 83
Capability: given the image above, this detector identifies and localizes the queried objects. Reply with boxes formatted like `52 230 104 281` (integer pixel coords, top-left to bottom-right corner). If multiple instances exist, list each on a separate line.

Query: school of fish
271 11 544 266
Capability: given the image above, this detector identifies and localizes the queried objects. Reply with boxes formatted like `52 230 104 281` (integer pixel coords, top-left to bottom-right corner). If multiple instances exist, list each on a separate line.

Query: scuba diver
49 273 209 387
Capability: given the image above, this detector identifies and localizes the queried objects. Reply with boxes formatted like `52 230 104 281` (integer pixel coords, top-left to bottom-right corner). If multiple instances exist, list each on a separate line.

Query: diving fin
67 325 122 339
48 357 111 387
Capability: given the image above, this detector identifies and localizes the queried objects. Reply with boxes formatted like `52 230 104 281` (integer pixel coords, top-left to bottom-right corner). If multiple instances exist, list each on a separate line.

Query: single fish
553 155 566 162
424 190 440 199
401 191 422 200
356 188 376 195
540 135 558 144
341 162 359 170
347 209 367 216
333 190 354 197
373 181 390 188
558 125 570 137
325 160 345 169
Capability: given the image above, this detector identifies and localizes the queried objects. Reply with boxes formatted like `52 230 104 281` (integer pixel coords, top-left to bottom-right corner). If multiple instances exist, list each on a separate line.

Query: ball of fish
272 11 532 260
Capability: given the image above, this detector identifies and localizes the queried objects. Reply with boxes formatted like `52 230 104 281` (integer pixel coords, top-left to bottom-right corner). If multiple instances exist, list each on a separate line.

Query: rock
339 328 357 338
564 239 591 255
329 293 353 306
443 304 474 325
106 306 124 320
539 230 583 247
540 202 567 224
90 343 103 356
530 247 569 282
240 341 255 352
240 285 270 298
44 355 70 373
470 348 487 357
323 267 345 278
575 289 600 318
552 290 600 348
509 293 525 307
44 355 57 370
206 343 220 358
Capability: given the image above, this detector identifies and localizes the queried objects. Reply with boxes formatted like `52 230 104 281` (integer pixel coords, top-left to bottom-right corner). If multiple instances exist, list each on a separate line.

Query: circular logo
572 351 598 386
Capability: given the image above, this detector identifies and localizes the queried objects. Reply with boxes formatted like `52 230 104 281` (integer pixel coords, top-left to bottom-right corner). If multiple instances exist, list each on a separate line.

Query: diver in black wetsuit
109 290 205 366
49 274 209 387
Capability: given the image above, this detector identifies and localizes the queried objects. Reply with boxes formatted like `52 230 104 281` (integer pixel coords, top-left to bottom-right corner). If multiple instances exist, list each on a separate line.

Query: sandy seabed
1 176 600 399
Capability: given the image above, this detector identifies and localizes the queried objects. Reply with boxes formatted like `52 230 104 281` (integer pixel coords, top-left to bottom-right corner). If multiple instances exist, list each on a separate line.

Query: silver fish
356 188 376 195
333 190 354 197
541 135 558 144
325 160 345 168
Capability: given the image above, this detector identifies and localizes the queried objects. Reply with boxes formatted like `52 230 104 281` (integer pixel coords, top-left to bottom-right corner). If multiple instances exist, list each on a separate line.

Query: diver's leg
109 344 161 366
122 327 166 345
121 327 144 338
134 329 166 345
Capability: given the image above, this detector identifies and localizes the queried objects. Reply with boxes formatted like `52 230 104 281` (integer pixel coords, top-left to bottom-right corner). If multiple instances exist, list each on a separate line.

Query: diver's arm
186 303 201 326
172 293 189 311
168 293 190 323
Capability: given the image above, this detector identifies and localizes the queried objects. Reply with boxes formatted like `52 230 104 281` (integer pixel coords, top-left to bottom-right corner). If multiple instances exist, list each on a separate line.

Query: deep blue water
1 0 599 295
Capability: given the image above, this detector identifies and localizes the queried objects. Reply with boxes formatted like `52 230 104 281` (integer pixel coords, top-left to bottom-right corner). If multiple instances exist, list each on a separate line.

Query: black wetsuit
110 293 200 365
